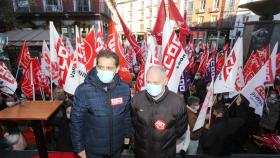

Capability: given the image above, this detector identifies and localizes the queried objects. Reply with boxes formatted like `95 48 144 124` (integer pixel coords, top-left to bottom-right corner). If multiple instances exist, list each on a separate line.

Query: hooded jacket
70 68 131 156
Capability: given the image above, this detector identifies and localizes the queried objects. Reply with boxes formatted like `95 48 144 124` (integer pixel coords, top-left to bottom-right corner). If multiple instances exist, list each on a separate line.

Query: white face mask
6 101 15 107
66 113 70 119
194 106 200 111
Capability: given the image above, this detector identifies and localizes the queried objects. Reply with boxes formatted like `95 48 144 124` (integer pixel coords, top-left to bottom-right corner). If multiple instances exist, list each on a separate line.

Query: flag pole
15 41 26 79
30 61 35 101
50 63 53 101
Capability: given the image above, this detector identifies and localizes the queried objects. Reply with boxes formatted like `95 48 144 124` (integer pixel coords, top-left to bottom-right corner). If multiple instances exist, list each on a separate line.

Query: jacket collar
145 86 169 104
85 67 120 92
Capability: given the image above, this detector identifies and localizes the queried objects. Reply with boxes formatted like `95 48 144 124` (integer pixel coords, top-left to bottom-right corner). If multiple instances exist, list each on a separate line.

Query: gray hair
146 65 167 80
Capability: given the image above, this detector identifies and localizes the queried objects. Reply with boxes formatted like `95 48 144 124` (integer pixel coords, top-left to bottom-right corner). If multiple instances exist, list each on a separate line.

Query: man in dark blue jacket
70 50 132 158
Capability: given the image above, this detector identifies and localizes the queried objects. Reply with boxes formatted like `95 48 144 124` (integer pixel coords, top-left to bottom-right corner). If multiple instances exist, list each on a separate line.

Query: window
198 16 204 26
75 0 90 12
45 0 63 12
13 0 30 12
213 0 220 10
200 0 206 11
211 15 217 26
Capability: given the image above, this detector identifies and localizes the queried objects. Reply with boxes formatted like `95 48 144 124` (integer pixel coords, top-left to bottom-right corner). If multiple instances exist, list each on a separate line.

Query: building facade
190 0 239 48
8 0 112 39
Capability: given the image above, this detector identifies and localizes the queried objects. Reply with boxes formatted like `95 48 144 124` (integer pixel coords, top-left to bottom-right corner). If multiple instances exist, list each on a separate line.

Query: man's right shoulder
74 82 93 95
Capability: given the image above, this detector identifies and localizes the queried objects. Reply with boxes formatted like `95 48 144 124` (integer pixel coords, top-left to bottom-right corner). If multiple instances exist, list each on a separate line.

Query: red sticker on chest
154 120 166 131
111 97 124 106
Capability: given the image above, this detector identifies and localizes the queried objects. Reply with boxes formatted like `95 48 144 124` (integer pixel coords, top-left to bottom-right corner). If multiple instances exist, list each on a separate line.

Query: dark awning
3 29 49 47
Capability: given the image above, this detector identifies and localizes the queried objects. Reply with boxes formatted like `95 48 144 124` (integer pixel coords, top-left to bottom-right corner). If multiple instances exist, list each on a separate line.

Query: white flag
241 42 278 116
214 37 243 94
0 63 17 94
265 42 278 87
193 79 214 131
161 20 189 93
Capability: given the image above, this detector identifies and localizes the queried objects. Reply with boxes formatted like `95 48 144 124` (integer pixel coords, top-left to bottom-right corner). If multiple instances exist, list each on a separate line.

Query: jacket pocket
88 106 109 116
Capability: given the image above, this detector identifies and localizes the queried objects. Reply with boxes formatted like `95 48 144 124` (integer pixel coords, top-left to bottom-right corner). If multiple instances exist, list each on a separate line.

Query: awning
3 29 49 47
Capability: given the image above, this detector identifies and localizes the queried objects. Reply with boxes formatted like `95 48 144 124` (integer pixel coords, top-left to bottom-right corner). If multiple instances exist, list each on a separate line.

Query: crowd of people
0 49 280 158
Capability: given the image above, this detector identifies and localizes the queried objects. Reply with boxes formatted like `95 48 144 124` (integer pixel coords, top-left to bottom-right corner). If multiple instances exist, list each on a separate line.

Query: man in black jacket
70 51 131 158
201 95 246 156
131 65 188 158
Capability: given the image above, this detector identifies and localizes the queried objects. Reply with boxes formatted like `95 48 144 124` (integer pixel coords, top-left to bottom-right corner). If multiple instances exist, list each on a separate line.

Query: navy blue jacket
70 68 132 155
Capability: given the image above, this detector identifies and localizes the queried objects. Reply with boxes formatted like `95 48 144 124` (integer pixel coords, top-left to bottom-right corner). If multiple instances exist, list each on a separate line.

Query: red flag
152 0 166 45
185 44 195 72
168 0 184 24
107 20 132 83
95 21 105 53
277 53 280 75
216 51 227 75
115 8 144 63
243 45 269 84
135 64 145 91
18 41 31 71
20 58 51 99
197 44 209 75
79 30 97 73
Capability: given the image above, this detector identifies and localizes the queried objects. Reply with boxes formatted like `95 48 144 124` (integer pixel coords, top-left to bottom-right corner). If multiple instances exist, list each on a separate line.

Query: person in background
201 95 246 156
186 96 203 155
259 88 280 133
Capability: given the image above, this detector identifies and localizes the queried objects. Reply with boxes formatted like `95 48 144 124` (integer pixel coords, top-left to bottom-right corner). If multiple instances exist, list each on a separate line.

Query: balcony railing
45 5 63 12
195 9 206 14
208 7 219 13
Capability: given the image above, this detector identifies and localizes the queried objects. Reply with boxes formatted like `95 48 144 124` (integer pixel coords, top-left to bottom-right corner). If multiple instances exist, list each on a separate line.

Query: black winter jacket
131 87 188 158
70 68 132 156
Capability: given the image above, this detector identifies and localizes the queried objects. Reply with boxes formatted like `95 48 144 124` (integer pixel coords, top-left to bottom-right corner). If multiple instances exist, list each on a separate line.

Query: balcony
208 7 219 13
45 5 63 12
195 9 206 14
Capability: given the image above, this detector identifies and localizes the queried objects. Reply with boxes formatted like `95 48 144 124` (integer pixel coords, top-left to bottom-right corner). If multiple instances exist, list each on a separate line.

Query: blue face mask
146 84 162 97
97 70 115 83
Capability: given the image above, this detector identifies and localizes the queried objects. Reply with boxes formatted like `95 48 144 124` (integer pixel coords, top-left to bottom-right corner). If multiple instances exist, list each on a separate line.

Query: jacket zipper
108 90 113 156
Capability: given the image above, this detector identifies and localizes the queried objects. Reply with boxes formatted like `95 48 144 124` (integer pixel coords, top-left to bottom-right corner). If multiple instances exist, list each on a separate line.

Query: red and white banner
0 63 17 94
193 79 214 131
50 21 70 86
64 29 97 94
214 38 243 94
161 20 189 92
107 20 132 83
241 42 278 116
265 43 278 86
40 40 60 85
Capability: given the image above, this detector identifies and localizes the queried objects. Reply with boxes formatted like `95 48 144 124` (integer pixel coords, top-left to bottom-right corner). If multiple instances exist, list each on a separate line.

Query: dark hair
96 50 119 67
213 104 228 117
187 96 200 106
